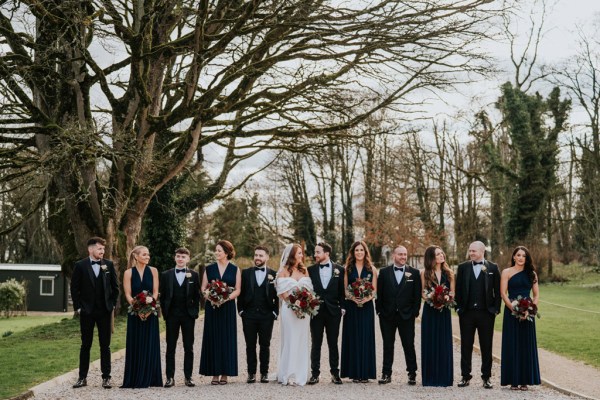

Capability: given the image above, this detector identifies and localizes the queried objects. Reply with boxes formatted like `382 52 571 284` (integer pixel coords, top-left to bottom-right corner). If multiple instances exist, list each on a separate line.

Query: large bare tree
0 0 497 273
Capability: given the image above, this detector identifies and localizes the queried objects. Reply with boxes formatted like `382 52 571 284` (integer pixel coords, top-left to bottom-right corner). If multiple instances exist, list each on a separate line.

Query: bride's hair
283 244 306 275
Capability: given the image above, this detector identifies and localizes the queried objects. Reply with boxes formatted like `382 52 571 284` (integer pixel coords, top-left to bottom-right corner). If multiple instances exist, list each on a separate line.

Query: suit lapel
464 263 471 296
86 259 96 287
483 261 489 293
312 265 324 291
184 268 190 298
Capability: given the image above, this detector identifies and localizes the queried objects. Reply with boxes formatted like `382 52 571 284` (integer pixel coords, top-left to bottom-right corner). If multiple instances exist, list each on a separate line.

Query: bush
0 279 27 317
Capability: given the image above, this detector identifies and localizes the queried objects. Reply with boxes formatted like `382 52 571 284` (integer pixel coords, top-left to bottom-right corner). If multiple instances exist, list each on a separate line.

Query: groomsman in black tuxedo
160 247 201 388
375 245 421 385
237 245 279 384
71 237 119 389
455 241 501 389
307 242 345 385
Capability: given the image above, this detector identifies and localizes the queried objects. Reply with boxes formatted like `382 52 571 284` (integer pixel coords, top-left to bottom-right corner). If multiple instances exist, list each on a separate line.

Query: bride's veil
278 243 294 272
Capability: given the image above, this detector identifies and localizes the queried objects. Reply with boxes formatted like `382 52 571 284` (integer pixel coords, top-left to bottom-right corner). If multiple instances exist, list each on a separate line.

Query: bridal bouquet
287 287 321 319
203 279 233 307
423 284 456 311
511 296 540 322
128 290 159 321
347 277 375 307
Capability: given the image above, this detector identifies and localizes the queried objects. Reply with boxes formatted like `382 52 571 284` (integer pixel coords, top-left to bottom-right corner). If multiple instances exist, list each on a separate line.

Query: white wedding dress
276 276 313 386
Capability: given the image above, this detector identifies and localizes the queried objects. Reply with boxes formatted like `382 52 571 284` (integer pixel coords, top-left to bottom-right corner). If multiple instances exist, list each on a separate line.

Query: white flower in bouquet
146 296 154 304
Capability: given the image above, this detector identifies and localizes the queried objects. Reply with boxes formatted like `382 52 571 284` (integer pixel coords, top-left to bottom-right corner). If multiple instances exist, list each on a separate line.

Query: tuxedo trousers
165 314 196 379
242 316 275 374
79 310 112 379
310 311 341 376
459 309 496 380
379 314 417 376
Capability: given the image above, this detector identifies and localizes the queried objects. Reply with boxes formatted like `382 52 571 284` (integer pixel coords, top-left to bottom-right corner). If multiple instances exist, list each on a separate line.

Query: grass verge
0 315 165 399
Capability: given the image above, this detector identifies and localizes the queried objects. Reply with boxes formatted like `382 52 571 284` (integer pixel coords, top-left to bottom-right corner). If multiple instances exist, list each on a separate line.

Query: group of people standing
69 237 541 391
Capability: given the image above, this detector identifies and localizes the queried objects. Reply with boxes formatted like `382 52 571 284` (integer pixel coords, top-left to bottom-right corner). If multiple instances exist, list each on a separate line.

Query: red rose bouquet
348 277 375 307
511 296 540 322
287 286 321 319
203 279 233 308
423 284 456 311
128 290 159 321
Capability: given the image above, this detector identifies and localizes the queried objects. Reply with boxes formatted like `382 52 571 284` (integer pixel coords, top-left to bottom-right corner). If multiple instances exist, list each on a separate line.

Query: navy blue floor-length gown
421 272 453 387
501 270 541 386
199 262 238 376
340 266 376 380
122 267 163 388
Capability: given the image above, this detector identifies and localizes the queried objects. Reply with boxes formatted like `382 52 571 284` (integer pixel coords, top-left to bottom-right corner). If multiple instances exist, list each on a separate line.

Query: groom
238 245 279 383
455 241 501 389
308 242 345 385
160 247 201 388
71 237 119 389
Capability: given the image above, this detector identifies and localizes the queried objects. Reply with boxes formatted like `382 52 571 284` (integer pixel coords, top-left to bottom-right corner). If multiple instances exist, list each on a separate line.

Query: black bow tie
254 266 265 272
176 269 186 273
91 261 101 267
394 266 404 272
473 261 484 266
319 264 329 269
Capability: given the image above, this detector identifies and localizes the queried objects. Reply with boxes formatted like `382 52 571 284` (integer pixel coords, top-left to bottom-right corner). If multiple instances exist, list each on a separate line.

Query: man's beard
254 260 265 267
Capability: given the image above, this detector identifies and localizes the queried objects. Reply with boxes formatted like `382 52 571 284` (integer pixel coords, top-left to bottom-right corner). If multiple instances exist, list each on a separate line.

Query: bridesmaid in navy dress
500 246 541 391
199 240 241 385
340 240 378 382
122 246 163 388
420 245 454 387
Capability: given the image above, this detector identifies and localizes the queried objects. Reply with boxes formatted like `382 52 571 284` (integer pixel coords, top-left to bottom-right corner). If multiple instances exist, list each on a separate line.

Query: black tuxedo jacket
308 262 345 317
455 260 501 315
71 257 119 315
237 267 279 319
160 268 201 320
375 264 421 320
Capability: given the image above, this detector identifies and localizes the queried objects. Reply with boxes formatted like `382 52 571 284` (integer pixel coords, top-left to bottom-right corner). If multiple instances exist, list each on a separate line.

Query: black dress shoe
378 374 391 384
260 374 269 383
408 375 416 385
457 378 470 387
185 378 195 387
247 374 256 383
102 378 112 389
331 374 343 384
73 378 87 389
308 375 319 385
483 378 493 389
164 378 174 388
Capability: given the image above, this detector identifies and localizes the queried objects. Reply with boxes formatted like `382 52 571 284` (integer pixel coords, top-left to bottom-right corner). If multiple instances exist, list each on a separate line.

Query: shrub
0 279 27 317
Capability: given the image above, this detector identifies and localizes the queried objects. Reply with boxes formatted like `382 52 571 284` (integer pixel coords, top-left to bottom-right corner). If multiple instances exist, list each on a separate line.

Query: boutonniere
101 265 108 272
481 265 487 272
405 272 412 278
268 275 274 282
333 269 340 277
185 272 192 278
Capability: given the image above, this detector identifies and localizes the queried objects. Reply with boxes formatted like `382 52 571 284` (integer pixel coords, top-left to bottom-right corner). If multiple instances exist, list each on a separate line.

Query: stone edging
450 331 599 400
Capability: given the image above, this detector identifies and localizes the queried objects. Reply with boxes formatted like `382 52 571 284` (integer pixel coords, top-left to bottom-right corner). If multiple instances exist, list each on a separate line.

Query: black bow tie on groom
176 269 186 273
91 261 101 267
473 261 484 265
319 264 329 269
394 266 404 272
254 266 266 272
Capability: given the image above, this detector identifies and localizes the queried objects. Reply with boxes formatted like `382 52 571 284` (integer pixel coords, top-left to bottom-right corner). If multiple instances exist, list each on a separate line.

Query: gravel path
32 311 579 400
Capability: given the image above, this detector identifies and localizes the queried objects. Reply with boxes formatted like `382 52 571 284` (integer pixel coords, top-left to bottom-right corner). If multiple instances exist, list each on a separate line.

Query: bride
276 243 313 386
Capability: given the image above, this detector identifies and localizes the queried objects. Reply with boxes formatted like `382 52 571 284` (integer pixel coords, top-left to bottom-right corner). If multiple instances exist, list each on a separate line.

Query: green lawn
0 315 165 399
0 315 68 337
495 265 600 369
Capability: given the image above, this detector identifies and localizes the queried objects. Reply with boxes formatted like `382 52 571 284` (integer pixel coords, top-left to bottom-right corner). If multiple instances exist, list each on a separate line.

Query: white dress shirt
393 264 406 284
473 260 485 279
254 265 267 285
175 267 186 286
90 257 101 277
319 260 332 288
